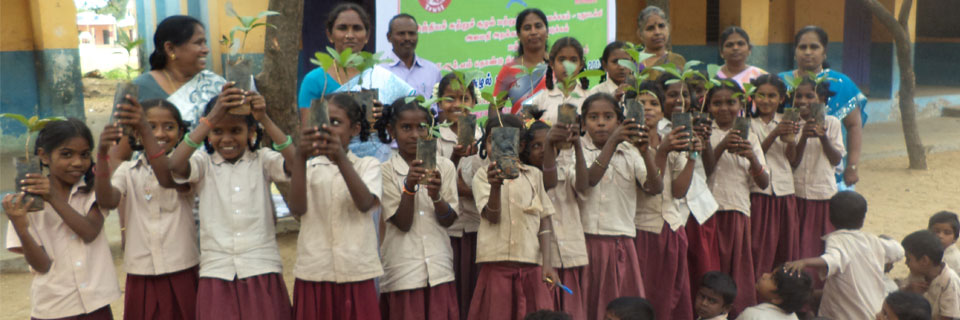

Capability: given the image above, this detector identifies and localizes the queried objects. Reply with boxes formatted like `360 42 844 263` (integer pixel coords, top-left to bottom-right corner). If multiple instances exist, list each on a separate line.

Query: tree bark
257 0 304 211
857 0 926 169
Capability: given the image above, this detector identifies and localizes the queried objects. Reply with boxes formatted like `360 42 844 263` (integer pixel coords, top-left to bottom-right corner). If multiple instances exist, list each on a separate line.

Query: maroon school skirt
33 306 113 320
467 262 554 320
685 215 721 299
635 226 693 320
124 266 199 320
196 273 292 320
581 235 645 320
553 267 586 320
750 193 799 279
715 211 757 316
797 198 834 260
450 236 463 319
459 232 480 320
381 282 458 320
292 279 379 320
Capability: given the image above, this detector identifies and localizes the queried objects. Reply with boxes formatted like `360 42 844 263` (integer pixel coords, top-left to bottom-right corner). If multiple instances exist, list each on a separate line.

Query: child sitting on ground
696 271 738 320
901 230 960 319
879 291 933 320
929 211 960 272
736 267 812 320
604 297 655 320
785 191 905 319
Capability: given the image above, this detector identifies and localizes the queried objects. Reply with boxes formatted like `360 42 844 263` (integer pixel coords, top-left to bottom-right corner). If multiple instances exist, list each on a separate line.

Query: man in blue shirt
381 14 442 99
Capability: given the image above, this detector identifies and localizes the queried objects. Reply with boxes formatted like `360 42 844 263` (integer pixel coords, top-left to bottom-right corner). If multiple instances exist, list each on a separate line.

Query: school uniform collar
438 125 457 143
307 151 360 167
211 148 258 165
389 152 414 176
753 302 790 313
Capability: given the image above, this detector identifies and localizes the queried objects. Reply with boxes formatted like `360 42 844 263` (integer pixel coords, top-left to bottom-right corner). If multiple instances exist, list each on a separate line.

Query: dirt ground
0 78 958 319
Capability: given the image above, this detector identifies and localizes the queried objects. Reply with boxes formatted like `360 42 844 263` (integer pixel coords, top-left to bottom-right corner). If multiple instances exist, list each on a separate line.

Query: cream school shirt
925 265 960 319
6 181 121 319
174 149 289 280
380 154 459 292
529 85 588 124
579 135 648 237
637 151 691 234
735 302 797 320
586 79 618 97
113 154 199 275
793 116 845 200
547 149 588 268
438 125 482 237
294 152 384 283
818 229 905 320
945 244 960 273
473 163 556 264
708 125 769 216
457 155 484 234
750 114 796 196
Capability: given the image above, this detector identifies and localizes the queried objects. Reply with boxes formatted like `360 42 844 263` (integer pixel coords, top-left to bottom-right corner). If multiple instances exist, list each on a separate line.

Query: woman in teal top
778 26 867 190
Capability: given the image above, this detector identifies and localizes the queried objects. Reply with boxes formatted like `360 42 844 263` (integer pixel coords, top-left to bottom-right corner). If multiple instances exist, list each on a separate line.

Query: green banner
401 0 611 98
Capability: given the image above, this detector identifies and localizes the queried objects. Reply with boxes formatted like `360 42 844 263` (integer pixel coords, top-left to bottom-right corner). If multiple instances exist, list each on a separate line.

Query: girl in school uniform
168 84 304 319
579 92 663 320
376 99 460 320
790 77 845 265
705 81 771 315
468 113 560 320
523 111 589 319
433 73 483 319
95 99 199 319
633 82 698 319
748 75 801 279
587 41 634 100
528 37 589 124
286 93 383 319
4 118 121 320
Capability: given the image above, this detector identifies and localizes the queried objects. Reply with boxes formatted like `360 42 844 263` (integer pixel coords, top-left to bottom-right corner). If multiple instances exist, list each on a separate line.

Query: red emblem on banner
419 0 451 13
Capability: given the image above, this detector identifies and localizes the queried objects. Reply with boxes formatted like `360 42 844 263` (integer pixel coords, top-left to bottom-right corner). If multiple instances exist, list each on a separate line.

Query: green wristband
272 135 293 151
183 134 203 149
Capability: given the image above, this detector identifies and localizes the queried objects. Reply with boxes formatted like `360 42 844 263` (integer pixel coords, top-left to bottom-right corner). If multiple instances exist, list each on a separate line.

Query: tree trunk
257 0 304 210
857 0 926 169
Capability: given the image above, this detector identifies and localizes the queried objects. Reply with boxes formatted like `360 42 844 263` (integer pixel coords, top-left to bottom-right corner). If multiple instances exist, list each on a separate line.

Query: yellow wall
720 0 770 46
28 0 80 50
1 0 35 51
616 0 645 43
670 0 706 45
768 0 795 44
793 0 845 42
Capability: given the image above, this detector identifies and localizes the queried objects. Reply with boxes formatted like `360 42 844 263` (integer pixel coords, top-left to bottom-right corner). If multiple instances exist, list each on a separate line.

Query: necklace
161 69 184 92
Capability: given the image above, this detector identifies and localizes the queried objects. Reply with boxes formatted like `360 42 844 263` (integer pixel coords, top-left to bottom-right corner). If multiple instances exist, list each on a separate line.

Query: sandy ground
0 78 958 318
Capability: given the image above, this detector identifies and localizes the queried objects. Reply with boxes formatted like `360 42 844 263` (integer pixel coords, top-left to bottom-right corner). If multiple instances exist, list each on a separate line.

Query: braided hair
520 109 551 165
34 118 96 192
327 93 370 142
599 41 628 84
545 37 589 91
374 97 432 144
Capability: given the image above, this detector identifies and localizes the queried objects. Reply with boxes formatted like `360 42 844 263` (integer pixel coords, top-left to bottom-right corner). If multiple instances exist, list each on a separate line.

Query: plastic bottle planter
623 99 645 143
309 98 330 130
734 117 751 141
782 108 801 141
491 127 521 180
457 114 477 147
14 157 44 212
672 112 695 152
416 138 438 185
692 111 713 129
810 103 826 127
111 82 139 138
225 53 254 115
348 89 379 131
556 103 578 149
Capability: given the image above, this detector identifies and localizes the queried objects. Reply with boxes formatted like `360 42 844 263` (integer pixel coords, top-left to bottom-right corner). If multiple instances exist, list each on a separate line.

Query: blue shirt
380 50 442 99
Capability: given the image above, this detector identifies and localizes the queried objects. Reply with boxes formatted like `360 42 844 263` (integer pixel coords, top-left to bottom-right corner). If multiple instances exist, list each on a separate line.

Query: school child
748 74 801 279
736 268 812 320
375 99 460 320
587 41 633 100
433 72 483 318
95 99 199 319
285 93 383 319
468 113 559 319
657 73 721 298
633 81 695 319
900 230 960 319
785 191 905 319
604 297 656 320
695 271 738 320
790 77 845 262
528 37 589 124
578 92 662 320
880 291 934 320
705 81 770 314
4 119 121 319
929 211 960 272
168 84 303 319
524 110 589 320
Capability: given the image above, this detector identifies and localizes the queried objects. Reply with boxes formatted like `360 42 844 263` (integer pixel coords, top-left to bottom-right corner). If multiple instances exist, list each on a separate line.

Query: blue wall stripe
0 51 40 135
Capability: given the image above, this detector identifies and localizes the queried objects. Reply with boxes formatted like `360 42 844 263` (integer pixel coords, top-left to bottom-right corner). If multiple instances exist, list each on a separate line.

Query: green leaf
256 10 280 19
665 79 680 85
32 117 65 132
225 1 238 18
617 59 637 72
311 52 334 70
574 70 606 80
684 60 702 71
239 16 257 28
338 47 353 66
27 116 38 128
570 92 582 99
707 64 721 80
404 96 419 104
0 113 29 127
561 61 578 78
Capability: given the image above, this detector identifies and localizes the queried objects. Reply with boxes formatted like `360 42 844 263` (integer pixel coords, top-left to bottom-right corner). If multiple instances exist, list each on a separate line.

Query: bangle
542 165 557 173
148 150 166 161
402 178 419 195
485 205 500 213
183 134 203 149
538 229 553 235
437 203 454 219
593 159 607 169
433 196 444 204
199 117 212 128
750 164 765 177
272 135 293 151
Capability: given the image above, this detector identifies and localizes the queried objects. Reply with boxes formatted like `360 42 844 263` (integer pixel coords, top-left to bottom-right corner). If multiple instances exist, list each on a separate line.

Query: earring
170 54 176 61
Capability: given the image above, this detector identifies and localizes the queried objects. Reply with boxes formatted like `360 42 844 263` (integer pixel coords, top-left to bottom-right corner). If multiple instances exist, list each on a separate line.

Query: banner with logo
376 0 616 98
